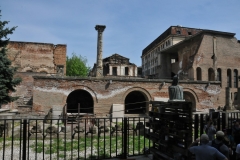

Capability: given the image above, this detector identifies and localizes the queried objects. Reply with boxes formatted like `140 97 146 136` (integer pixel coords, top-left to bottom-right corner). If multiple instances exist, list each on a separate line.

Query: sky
1 0 240 68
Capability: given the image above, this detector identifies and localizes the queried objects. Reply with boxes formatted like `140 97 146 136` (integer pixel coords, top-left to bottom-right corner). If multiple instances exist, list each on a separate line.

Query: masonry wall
33 77 222 116
7 41 66 74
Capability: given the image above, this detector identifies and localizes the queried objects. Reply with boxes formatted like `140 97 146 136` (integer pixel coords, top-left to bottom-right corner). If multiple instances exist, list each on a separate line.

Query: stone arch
183 88 198 112
66 89 94 114
123 87 151 114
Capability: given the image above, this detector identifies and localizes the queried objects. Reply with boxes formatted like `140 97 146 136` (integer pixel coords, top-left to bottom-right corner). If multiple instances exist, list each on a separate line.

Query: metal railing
0 117 151 160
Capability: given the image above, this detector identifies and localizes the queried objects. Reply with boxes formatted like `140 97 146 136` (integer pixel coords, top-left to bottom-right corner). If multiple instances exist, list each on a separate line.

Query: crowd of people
188 119 240 160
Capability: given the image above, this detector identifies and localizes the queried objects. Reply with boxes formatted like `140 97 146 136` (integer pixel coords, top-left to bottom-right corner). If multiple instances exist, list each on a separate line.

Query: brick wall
33 76 221 116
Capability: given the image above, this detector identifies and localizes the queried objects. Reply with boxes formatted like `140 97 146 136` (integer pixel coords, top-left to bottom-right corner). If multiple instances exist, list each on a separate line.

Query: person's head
200 134 209 144
216 131 224 141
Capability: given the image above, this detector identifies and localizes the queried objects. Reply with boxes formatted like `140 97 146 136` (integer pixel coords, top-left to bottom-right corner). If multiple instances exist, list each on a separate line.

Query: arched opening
217 68 222 81
208 68 215 81
196 67 202 80
227 69 232 88
66 90 94 113
125 91 147 114
234 69 238 88
183 91 196 112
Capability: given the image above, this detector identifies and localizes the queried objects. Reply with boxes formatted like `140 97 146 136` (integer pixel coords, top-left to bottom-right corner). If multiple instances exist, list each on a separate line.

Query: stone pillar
95 25 106 77
225 87 233 110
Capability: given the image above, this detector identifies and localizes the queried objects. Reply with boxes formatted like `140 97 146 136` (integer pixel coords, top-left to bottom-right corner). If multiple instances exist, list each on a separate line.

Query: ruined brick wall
194 34 240 108
7 41 66 74
33 77 221 116
2 41 66 112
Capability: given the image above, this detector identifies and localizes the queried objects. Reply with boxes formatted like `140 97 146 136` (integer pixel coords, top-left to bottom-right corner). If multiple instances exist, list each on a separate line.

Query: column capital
95 25 106 32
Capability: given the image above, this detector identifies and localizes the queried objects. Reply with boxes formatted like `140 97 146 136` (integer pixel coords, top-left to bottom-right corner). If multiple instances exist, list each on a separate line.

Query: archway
124 91 147 114
183 91 196 111
66 89 94 113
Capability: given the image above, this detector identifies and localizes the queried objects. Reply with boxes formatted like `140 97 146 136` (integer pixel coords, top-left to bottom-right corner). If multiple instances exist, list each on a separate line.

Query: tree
0 11 21 107
66 53 91 77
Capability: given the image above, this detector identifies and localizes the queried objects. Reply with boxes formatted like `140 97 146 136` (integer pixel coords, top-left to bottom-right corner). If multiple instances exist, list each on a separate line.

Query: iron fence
0 111 239 160
0 117 151 160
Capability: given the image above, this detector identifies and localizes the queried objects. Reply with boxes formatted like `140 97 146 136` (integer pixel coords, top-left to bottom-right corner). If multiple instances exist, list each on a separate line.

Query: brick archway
123 87 151 114
66 89 94 114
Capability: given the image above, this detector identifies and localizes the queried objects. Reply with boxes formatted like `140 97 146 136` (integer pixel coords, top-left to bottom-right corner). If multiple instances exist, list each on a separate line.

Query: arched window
208 68 215 81
196 67 202 80
227 69 232 88
234 69 238 88
217 68 221 81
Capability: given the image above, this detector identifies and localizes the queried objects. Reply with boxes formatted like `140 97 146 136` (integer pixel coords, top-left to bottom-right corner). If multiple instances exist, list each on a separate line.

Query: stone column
95 25 106 77
225 87 233 110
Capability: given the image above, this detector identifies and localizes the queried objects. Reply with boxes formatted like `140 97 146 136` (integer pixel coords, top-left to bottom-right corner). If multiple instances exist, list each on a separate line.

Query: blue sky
1 0 240 67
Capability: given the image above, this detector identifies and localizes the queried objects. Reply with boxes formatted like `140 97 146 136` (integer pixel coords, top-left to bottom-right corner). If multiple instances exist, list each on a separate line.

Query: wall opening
208 68 215 81
196 67 202 80
227 69 232 88
125 67 129 75
234 69 238 88
124 91 147 114
112 67 117 76
183 91 196 112
217 68 222 81
66 89 94 113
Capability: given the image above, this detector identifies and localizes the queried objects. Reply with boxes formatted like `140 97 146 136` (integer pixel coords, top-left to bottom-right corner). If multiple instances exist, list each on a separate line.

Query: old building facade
33 76 221 116
90 53 138 77
142 27 240 109
141 26 202 78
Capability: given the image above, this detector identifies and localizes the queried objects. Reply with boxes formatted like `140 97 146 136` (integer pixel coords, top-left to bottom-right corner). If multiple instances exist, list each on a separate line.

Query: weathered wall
7 41 66 74
33 76 221 116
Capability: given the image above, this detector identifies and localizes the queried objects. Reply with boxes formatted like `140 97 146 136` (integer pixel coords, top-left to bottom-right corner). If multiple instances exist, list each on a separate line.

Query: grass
29 135 152 159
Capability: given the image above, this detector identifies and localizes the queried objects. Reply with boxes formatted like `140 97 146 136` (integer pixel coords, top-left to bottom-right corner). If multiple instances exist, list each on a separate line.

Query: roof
103 53 129 61
142 26 236 56
142 26 202 56
161 29 236 54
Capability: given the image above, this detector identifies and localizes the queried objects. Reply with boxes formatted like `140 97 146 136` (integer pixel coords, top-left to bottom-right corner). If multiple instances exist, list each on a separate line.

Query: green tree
66 53 91 77
0 11 21 107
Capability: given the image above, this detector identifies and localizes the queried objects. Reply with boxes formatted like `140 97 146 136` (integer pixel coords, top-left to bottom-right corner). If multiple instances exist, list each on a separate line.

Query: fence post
194 114 199 140
123 117 127 159
22 119 27 160
222 112 226 129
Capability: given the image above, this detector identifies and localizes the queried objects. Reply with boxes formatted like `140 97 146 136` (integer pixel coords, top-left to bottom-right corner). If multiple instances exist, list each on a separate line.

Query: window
188 32 192 35
176 30 181 34
171 59 176 64
234 92 238 101
196 67 202 80
112 67 117 76
125 67 129 75
208 68 215 81
227 69 232 88
234 69 238 88
217 68 222 81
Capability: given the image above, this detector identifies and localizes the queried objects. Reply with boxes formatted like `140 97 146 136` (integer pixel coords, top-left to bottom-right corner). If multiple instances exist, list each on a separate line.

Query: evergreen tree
0 11 21 107
66 53 91 77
